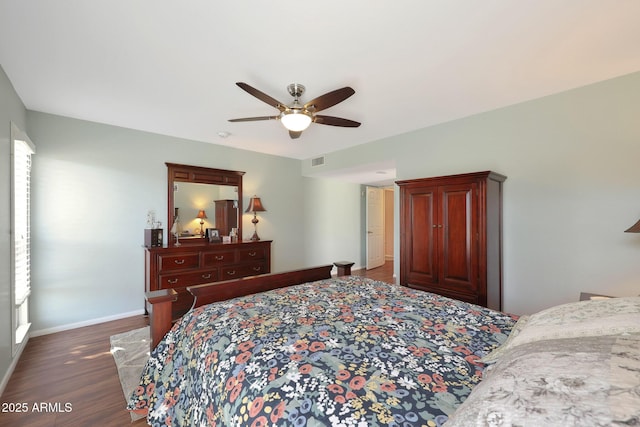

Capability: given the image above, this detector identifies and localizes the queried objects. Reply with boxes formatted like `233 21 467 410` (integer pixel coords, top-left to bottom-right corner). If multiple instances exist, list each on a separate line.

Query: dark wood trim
188 264 334 307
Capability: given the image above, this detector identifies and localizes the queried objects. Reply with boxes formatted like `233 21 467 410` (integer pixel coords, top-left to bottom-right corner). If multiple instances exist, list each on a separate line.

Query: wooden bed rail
145 263 347 350
188 264 334 307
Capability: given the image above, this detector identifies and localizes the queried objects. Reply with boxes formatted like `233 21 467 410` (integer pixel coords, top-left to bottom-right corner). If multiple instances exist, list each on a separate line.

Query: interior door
366 186 385 269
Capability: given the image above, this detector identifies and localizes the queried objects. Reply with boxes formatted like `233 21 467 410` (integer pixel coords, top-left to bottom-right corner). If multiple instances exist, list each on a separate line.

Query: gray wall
303 71 640 315
25 112 357 334
0 66 28 392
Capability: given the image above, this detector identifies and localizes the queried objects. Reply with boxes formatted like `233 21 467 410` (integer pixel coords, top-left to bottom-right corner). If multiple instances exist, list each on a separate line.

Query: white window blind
11 122 35 350
13 139 33 306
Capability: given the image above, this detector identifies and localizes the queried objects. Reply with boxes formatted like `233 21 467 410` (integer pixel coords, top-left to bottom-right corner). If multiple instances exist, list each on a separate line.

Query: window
11 122 35 354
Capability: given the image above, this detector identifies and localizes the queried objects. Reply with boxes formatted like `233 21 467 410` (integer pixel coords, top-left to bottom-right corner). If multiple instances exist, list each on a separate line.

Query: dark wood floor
352 260 395 283
0 260 394 427
1 315 150 427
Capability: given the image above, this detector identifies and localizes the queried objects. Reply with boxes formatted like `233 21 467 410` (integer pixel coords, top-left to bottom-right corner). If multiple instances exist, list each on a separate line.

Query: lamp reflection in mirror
245 196 266 241
196 209 207 237
625 218 640 233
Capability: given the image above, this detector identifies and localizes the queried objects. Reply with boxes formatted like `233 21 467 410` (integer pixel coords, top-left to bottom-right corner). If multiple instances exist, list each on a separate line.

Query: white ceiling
1 0 639 169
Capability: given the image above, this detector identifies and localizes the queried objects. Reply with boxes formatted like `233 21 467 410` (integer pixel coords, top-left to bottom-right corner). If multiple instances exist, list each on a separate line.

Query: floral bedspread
128 276 516 426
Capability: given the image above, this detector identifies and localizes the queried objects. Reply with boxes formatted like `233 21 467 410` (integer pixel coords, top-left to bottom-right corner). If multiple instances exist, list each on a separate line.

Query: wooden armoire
214 199 238 236
397 171 506 310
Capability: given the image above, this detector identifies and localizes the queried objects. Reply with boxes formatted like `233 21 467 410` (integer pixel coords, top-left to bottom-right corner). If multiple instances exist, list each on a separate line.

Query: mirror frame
166 163 245 246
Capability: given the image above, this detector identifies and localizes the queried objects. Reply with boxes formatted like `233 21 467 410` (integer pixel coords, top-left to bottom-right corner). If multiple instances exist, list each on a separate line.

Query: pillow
446 334 640 426
481 296 640 363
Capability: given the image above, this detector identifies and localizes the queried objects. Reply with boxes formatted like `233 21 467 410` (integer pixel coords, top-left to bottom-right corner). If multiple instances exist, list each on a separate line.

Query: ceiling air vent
311 156 325 167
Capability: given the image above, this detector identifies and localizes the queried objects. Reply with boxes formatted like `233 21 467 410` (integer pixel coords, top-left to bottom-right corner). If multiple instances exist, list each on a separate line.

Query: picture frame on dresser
206 228 220 242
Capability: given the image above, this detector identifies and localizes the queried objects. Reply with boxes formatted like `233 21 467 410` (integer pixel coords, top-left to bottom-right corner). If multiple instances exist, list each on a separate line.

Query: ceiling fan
228 82 361 139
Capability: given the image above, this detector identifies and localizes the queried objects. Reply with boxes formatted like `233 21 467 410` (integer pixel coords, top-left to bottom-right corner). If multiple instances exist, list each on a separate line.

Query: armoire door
438 182 478 294
402 186 438 288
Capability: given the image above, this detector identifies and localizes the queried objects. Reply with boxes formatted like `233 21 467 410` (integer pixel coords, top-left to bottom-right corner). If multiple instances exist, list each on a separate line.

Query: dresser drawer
145 241 271 320
239 246 266 262
202 250 236 267
159 269 218 290
220 263 266 280
159 253 199 271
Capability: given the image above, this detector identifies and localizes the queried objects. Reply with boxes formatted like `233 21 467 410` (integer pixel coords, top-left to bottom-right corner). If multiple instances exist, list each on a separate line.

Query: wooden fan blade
289 130 302 139
228 116 278 122
236 82 287 111
314 115 361 127
304 87 355 112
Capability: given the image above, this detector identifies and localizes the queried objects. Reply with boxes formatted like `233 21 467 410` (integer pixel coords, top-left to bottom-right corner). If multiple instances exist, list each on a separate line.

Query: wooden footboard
145 263 344 350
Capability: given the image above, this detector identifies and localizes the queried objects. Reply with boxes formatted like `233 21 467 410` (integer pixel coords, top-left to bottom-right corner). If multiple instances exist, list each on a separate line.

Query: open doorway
366 186 394 270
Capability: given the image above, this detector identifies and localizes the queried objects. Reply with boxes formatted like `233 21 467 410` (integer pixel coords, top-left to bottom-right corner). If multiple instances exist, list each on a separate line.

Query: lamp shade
625 218 640 233
196 209 207 219
245 196 266 213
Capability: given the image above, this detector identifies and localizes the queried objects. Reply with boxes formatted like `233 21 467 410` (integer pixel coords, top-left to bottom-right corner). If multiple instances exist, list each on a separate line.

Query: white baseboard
30 309 146 337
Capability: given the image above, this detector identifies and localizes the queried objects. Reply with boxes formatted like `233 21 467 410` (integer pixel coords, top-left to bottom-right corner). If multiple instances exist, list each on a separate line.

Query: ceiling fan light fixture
280 110 312 132
230 82 359 139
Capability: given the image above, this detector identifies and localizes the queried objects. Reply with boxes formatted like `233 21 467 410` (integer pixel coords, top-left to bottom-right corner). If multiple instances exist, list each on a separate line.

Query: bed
129 264 516 426
129 265 640 426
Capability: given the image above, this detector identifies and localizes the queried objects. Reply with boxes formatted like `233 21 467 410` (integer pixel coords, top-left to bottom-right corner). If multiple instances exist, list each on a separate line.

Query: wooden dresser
397 171 505 310
145 240 271 319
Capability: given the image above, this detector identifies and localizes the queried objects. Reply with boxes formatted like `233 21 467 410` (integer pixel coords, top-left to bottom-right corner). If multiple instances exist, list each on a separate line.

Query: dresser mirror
166 163 245 246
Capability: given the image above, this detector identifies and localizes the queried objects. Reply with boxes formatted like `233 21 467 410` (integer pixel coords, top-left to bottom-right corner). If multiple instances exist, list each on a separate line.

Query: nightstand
334 261 355 276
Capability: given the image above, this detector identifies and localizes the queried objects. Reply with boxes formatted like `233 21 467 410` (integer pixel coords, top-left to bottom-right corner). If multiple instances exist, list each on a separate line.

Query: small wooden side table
334 261 355 276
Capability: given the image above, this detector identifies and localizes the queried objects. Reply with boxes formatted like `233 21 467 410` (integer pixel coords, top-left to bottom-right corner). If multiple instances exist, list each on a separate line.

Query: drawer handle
168 278 179 284
174 259 186 265
215 255 224 260
226 270 236 276
201 273 212 279
252 266 262 272
248 251 257 257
